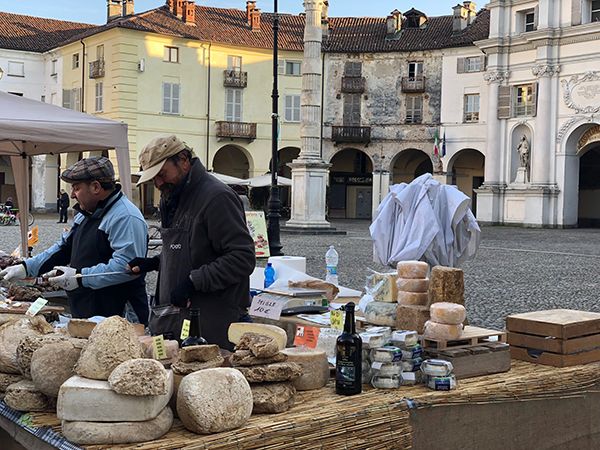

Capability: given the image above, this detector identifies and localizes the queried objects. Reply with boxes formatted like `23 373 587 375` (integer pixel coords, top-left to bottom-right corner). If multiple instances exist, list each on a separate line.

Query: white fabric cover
370 173 480 268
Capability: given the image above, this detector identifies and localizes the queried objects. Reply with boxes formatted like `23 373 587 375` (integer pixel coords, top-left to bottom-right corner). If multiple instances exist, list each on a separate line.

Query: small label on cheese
25 297 48 317
330 310 344 330
371 361 383 370
180 319 190 340
152 335 167 360
294 325 320 349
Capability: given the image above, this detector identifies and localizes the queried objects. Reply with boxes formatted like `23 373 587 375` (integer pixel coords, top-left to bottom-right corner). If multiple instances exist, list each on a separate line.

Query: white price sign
249 294 286 320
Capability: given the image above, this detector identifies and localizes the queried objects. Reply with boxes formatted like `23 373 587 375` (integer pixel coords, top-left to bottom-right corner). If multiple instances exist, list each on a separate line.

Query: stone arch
329 148 373 219
212 144 253 179
390 148 432 184
509 123 533 183
269 146 300 178
446 148 485 215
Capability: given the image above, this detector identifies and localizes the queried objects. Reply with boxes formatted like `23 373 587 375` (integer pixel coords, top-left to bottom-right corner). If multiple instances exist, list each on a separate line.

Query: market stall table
3 360 600 450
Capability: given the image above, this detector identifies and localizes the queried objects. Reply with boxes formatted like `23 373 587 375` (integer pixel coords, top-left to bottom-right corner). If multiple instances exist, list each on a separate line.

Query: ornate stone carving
483 70 510 84
556 117 580 143
561 71 600 114
531 64 560 78
578 125 600 151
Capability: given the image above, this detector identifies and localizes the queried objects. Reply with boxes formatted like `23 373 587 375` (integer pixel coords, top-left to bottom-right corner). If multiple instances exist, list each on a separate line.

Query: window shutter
480 55 487 71
62 89 71 109
571 0 582 26
534 5 539 29
497 85 511 119
457 57 465 74
278 59 284 75
531 82 538 117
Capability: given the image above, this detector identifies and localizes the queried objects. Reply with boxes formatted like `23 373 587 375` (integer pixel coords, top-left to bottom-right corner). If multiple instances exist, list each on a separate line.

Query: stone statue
517 135 530 169
432 152 443 174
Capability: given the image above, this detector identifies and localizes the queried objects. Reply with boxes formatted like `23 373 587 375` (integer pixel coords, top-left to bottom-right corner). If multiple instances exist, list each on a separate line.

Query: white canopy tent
0 91 132 254
209 172 250 185
247 174 292 187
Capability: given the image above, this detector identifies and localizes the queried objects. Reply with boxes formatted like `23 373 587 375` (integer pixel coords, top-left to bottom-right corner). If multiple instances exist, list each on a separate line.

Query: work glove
127 256 160 274
0 263 27 281
45 266 79 291
170 277 195 308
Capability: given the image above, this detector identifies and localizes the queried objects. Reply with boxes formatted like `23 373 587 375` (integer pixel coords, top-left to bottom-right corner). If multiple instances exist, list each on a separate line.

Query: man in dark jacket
58 189 69 223
128 135 255 349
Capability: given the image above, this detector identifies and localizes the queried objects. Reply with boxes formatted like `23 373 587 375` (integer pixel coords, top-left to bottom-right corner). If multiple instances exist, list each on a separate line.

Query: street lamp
267 0 284 256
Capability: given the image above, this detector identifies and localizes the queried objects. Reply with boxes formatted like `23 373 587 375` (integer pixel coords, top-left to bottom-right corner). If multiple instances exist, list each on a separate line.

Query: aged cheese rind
430 302 467 325
235 362 302 383
179 344 220 363
235 332 280 358
368 272 398 303
397 290 429 306
108 359 170 396
228 323 287 350
423 321 463 341
67 319 96 338
280 348 329 391
396 277 429 293
0 317 53 374
395 305 430 334
4 379 51 411
364 301 398 327
397 261 429 279
30 341 81 397
250 382 296 414
428 266 465 306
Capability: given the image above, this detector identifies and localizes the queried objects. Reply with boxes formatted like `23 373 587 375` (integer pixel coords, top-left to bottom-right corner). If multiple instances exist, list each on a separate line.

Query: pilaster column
531 64 560 185
482 70 509 186
31 155 46 211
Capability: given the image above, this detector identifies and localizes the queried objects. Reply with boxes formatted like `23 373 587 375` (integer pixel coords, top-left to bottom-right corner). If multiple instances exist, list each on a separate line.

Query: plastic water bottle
264 263 275 288
325 245 339 285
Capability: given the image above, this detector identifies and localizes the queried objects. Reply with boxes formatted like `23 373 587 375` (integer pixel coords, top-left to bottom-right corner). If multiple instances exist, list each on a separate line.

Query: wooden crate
422 325 507 351
510 346 600 368
426 342 511 379
508 331 600 354
506 309 600 340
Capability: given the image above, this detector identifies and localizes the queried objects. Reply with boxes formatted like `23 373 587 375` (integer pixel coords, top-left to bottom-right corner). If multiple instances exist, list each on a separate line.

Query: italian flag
433 130 440 156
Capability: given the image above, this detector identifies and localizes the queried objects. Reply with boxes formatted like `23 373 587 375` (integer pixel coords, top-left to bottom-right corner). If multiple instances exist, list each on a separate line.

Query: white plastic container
427 374 457 391
371 375 401 389
370 346 403 363
421 359 454 377
371 361 403 377
391 330 419 348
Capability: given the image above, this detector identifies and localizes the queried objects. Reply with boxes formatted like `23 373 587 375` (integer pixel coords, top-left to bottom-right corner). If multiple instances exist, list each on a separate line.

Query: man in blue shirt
0 157 149 323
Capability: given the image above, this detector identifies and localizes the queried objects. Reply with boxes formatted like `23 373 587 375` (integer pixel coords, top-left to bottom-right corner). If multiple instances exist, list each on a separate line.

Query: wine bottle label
336 344 360 386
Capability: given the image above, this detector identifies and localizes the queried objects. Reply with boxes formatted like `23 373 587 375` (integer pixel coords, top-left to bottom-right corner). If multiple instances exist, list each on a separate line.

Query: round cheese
280 348 329 391
430 302 467 325
397 291 429 306
423 321 463 341
397 261 429 279
396 277 429 293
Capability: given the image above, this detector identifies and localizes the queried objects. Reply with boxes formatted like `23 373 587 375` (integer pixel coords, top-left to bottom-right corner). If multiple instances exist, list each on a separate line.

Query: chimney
183 1 196 25
387 9 402 35
107 0 123 22
246 1 256 25
452 4 469 32
122 0 134 16
174 0 184 18
166 0 175 13
251 9 261 32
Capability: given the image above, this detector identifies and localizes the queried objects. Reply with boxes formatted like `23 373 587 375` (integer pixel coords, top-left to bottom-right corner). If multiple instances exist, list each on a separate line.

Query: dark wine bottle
335 302 362 395
181 308 208 347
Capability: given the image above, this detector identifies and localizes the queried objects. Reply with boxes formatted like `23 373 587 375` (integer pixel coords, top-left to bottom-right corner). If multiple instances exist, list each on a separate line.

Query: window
285 61 301 76
514 84 535 116
405 95 423 124
593 0 600 21
225 88 243 122
162 82 180 114
41 95 46 103
95 82 103 112
464 94 480 122
465 56 482 72
523 9 536 32
7 61 24 77
96 45 104 60
284 95 301 122
164 46 179 63
72 53 79 69
344 61 362 77
408 61 423 79
343 93 361 126
51 59 58 76
228 55 242 71
72 88 81 111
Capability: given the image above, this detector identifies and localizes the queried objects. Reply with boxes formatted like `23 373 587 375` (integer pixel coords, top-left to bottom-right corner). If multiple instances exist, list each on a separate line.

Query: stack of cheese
421 359 457 391
423 302 467 341
395 261 431 333
228 323 302 414
57 317 174 446
391 330 423 386
139 335 180 367
359 326 392 384
363 271 399 327
370 346 403 389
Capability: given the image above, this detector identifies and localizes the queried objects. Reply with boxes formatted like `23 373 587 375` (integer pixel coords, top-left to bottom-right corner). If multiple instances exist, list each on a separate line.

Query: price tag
25 297 47 317
371 361 383 371
28 226 39 247
249 293 285 320
152 335 167 360
180 319 190 340
293 325 320 349
330 309 344 331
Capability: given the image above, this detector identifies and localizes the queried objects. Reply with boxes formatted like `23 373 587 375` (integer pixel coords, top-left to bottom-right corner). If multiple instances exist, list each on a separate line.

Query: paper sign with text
152 335 167 360
180 319 190 340
25 298 48 316
330 309 344 331
249 293 286 320
293 325 320 349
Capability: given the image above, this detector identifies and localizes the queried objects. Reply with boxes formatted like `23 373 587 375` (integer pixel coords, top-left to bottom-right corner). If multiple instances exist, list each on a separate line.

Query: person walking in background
58 189 69 223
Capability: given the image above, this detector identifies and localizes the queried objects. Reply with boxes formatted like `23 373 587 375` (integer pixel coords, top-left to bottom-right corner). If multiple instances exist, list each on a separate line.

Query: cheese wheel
228 323 287 350
397 261 429 279
396 277 429 293
280 348 329 391
423 321 463 341
397 291 429 306
369 272 398 303
430 302 466 325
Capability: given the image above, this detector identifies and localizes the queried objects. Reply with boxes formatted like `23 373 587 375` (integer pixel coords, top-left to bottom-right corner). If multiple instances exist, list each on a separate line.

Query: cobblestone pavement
4 214 600 330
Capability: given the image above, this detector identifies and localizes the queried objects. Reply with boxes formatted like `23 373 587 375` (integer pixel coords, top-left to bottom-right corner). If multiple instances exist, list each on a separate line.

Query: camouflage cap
61 156 115 184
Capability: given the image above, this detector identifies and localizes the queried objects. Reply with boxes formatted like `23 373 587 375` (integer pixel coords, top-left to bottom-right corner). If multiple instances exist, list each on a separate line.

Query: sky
1 1 460 24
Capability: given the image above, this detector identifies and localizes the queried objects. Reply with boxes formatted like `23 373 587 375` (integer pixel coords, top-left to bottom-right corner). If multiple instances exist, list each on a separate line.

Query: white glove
0 264 27 281
46 266 79 291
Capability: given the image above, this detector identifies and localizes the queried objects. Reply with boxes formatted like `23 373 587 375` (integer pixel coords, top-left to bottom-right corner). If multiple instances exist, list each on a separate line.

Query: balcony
223 70 248 88
332 126 371 144
89 59 105 79
216 121 257 141
341 76 366 93
401 76 426 93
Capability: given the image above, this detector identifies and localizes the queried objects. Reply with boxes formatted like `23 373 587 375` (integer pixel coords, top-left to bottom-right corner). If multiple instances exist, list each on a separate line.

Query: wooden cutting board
506 309 600 339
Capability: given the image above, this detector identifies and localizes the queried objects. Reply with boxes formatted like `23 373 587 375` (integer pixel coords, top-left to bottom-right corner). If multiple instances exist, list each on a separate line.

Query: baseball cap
136 135 188 186
61 156 115 184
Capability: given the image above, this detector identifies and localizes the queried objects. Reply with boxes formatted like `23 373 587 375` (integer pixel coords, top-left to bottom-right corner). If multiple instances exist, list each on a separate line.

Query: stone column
286 0 331 229
31 155 46 212
531 64 560 185
482 70 509 185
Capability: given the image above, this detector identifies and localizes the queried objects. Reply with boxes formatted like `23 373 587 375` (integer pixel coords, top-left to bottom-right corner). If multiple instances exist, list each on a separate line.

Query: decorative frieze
561 71 600 114
483 70 510 84
531 64 560 78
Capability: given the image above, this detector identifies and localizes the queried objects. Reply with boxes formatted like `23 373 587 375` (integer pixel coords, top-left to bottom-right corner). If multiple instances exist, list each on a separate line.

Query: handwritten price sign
330 309 344 331
249 293 286 320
